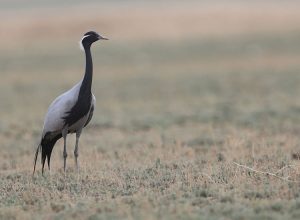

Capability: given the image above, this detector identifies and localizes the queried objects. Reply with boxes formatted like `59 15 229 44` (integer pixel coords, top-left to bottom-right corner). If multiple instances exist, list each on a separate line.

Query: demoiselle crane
33 31 108 175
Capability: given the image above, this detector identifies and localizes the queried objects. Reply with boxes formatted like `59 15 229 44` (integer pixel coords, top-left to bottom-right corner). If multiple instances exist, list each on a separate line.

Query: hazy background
1 0 300 128
1 1 300 219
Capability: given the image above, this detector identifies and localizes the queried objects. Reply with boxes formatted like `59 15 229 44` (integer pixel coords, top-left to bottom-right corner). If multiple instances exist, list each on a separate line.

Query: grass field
1 1 300 219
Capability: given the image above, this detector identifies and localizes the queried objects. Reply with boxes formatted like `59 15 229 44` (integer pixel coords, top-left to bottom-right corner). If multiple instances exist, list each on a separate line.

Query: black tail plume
33 133 62 175
33 144 41 177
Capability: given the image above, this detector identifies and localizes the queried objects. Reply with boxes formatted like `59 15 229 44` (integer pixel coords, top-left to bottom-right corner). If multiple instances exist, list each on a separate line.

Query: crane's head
79 31 108 51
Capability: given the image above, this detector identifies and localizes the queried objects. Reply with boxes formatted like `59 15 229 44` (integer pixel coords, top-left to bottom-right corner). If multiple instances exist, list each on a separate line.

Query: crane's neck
81 46 93 95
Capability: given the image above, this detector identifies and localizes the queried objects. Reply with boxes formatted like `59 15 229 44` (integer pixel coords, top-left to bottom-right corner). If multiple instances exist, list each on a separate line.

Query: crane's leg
62 128 68 173
74 130 82 172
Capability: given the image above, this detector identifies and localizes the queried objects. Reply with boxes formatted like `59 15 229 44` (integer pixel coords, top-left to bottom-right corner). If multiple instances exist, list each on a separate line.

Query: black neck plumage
62 44 94 127
80 46 93 95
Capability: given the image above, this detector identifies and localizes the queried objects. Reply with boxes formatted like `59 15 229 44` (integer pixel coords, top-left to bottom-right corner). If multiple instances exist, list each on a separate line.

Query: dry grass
1 1 300 219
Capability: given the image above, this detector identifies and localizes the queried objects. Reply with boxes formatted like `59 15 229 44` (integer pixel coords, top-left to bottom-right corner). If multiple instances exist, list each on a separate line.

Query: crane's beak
98 36 109 40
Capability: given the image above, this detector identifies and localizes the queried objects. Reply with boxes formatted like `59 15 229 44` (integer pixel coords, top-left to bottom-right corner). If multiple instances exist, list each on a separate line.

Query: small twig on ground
233 162 299 183
274 164 296 174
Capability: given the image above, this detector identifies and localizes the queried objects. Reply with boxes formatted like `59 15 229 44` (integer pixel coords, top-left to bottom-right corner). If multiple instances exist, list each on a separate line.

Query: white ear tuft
79 41 84 51
79 35 90 51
